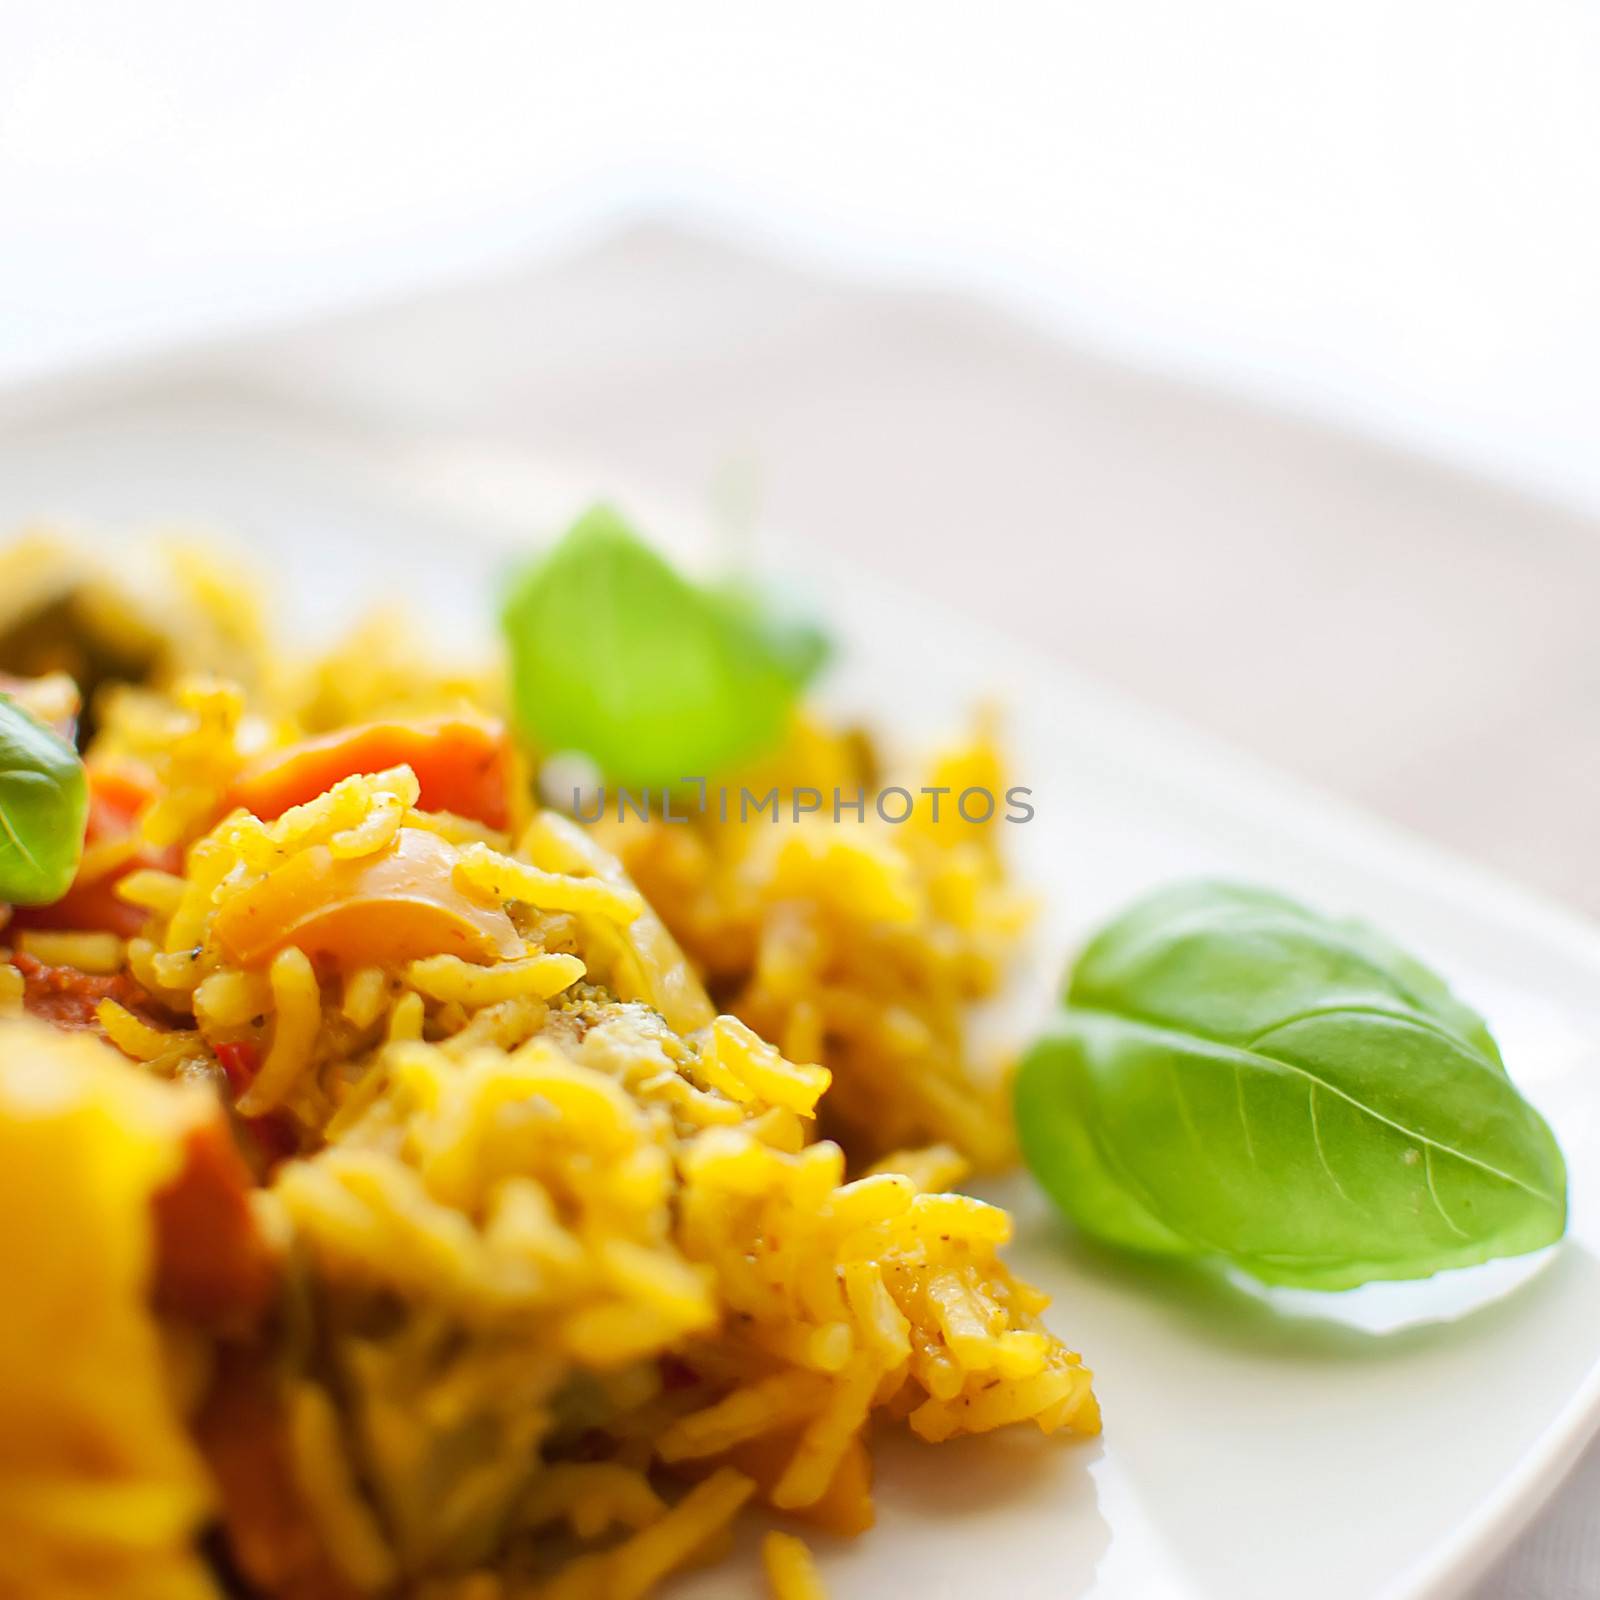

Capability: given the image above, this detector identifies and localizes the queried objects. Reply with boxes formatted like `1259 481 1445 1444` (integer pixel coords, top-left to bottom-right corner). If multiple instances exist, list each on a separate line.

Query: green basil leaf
1017 880 1566 1288
500 506 830 787
0 693 89 905
711 580 833 691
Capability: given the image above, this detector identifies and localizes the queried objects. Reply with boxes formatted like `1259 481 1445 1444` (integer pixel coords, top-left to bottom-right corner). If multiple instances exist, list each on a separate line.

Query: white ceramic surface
1 391 1597 1600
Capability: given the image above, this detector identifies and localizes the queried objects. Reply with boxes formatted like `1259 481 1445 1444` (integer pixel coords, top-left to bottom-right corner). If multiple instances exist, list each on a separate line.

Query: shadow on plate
666 1427 1109 1599
1019 1212 1595 1364
857 1425 1111 1598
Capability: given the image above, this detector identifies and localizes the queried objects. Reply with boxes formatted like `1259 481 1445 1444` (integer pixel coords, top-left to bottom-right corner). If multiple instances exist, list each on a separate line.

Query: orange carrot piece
230 715 513 830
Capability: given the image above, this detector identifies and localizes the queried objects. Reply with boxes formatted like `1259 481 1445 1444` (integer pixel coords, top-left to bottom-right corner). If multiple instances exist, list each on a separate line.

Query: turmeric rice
0 535 1098 1599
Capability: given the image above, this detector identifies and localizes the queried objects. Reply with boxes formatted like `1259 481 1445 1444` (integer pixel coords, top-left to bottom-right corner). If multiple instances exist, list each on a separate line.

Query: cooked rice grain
0 568 1097 1600
764 1531 829 1600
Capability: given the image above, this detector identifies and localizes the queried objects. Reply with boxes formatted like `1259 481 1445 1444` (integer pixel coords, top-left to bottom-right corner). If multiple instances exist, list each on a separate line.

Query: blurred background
2 4 1600 1594
1 2 1598 856
4 2 1597 907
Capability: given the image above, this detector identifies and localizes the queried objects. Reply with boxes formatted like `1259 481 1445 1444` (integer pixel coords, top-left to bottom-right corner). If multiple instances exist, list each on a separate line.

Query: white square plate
1 385 1597 1600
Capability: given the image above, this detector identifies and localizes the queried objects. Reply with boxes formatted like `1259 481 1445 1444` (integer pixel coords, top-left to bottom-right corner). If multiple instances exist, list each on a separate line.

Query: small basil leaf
1017 880 1566 1289
0 693 89 905
711 581 833 691
501 506 829 787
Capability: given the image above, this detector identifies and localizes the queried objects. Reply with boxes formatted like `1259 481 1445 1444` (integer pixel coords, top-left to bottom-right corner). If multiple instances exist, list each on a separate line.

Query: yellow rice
0 539 1098 1599
764 1531 828 1600
13 928 126 973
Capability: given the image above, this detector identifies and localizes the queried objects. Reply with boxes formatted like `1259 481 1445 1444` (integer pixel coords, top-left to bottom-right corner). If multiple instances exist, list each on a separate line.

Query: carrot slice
230 714 513 829
85 759 162 825
212 827 520 970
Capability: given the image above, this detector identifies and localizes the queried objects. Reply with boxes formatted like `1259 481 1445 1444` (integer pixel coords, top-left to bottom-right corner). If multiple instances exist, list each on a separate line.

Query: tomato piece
240 1109 300 1169
213 1039 259 1095
230 714 513 830
210 1041 297 1166
14 873 155 938
211 826 521 970
10 951 172 1034
149 1118 275 1329
194 1350 365 1600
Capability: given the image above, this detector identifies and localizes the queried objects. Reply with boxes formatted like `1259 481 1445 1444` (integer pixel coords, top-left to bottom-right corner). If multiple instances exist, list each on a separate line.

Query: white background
3 0 1598 512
